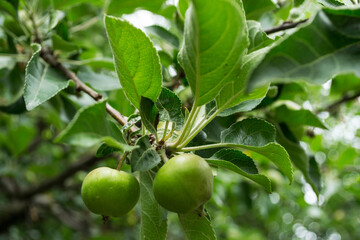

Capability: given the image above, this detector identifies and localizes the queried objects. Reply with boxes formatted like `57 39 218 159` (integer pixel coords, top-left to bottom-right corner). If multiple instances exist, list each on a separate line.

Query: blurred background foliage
1 0 360 239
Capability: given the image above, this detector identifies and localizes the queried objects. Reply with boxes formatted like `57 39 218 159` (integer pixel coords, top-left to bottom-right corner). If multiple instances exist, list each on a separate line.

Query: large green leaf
221 119 293 182
247 7 360 90
178 0 248 106
140 170 167 240
156 88 184 130
207 149 272 192
105 15 162 109
24 44 70 111
273 104 327 129
55 101 132 152
178 210 216 240
130 136 161 172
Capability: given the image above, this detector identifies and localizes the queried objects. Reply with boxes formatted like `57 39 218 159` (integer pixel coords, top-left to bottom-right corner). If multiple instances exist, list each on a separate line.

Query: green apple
153 154 213 213
81 167 140 217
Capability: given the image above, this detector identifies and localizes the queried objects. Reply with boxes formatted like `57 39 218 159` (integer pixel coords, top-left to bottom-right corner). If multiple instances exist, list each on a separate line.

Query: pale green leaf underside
24 44 69 111
248 8 360 90
55 101 131 152
105 15 162 109
178 211 217 240
178 0 248 106
140 171 168 240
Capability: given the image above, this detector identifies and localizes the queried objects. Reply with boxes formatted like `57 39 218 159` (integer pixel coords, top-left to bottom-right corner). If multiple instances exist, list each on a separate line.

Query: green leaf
247 20 275 52
55 101 132 152
140 97 159 135
221 119 293 183
274 122 320 194
95 143 120 157
77 67 121 91
0 0 17 19
215 48 270 111
221 118 276 147
242 0 277 20
218 85 268 117
207 149 272 192
156 88 184 130
0 96 26 114
247 8 360 90
178 0 190 20
107 0 166 16
24 44 70 111
51 34 78 52
330 73 360 95
273 104 327 129
178 210 216 240
178 0 248 106
146 25 180 48
130 136 161 172
140 170 168 240
309 156 321 193
105 15 162 109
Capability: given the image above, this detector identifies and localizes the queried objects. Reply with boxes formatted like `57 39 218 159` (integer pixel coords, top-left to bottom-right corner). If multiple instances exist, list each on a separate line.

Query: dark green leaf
55 101 132 152
24 44 70 111
207 149 272 192
140 170 168 240
156 88 184 130
146 25 180 48
130 136 161 172
274 105 327 129
242 0 277 20
248 8 360 90
0 0 17 19
0 96 26 114
221 119 293 182
140 97 159 135
51 34 79 52
105 15 162 109
178 210 217 240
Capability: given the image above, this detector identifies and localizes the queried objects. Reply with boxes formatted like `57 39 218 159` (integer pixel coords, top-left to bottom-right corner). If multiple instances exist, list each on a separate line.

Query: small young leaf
247 20 275 52
207 149 272 192
24 44 70 111
140 170 168 240
105 15 162 109
140 97 159 135
178 210 217 240
156 88 184 130
178 0 248 106
130 136 161 172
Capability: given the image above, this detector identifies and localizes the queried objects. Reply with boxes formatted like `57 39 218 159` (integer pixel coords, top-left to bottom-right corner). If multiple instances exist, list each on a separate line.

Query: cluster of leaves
1 0 360 239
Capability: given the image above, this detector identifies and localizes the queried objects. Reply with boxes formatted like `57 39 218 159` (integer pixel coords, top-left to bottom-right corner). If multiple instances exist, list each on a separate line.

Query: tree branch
6 154 106 200
318 91 360 113
39 47 129 126
264 19 308 35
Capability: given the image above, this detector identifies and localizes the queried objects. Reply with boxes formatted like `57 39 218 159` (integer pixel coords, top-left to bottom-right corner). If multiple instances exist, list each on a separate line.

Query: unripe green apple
81 167 140 217
153 154 213 214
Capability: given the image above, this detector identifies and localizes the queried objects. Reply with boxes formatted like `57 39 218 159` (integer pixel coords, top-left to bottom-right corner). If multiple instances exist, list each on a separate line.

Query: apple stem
117 152 128 171
159 149 169 163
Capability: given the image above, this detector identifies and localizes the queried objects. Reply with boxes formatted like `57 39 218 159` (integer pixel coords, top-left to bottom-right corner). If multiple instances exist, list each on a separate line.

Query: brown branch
264 19 308 35
39 48 129 126
318 91 360 113
7 154 106 200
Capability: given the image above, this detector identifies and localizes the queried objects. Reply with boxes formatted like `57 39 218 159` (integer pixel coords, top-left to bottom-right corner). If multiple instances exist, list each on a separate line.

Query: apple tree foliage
1 0 360 239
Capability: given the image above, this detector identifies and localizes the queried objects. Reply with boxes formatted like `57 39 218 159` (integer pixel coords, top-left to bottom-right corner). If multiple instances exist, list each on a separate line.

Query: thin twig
264 19 308 35
39 47 129 126
317 91 360 113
